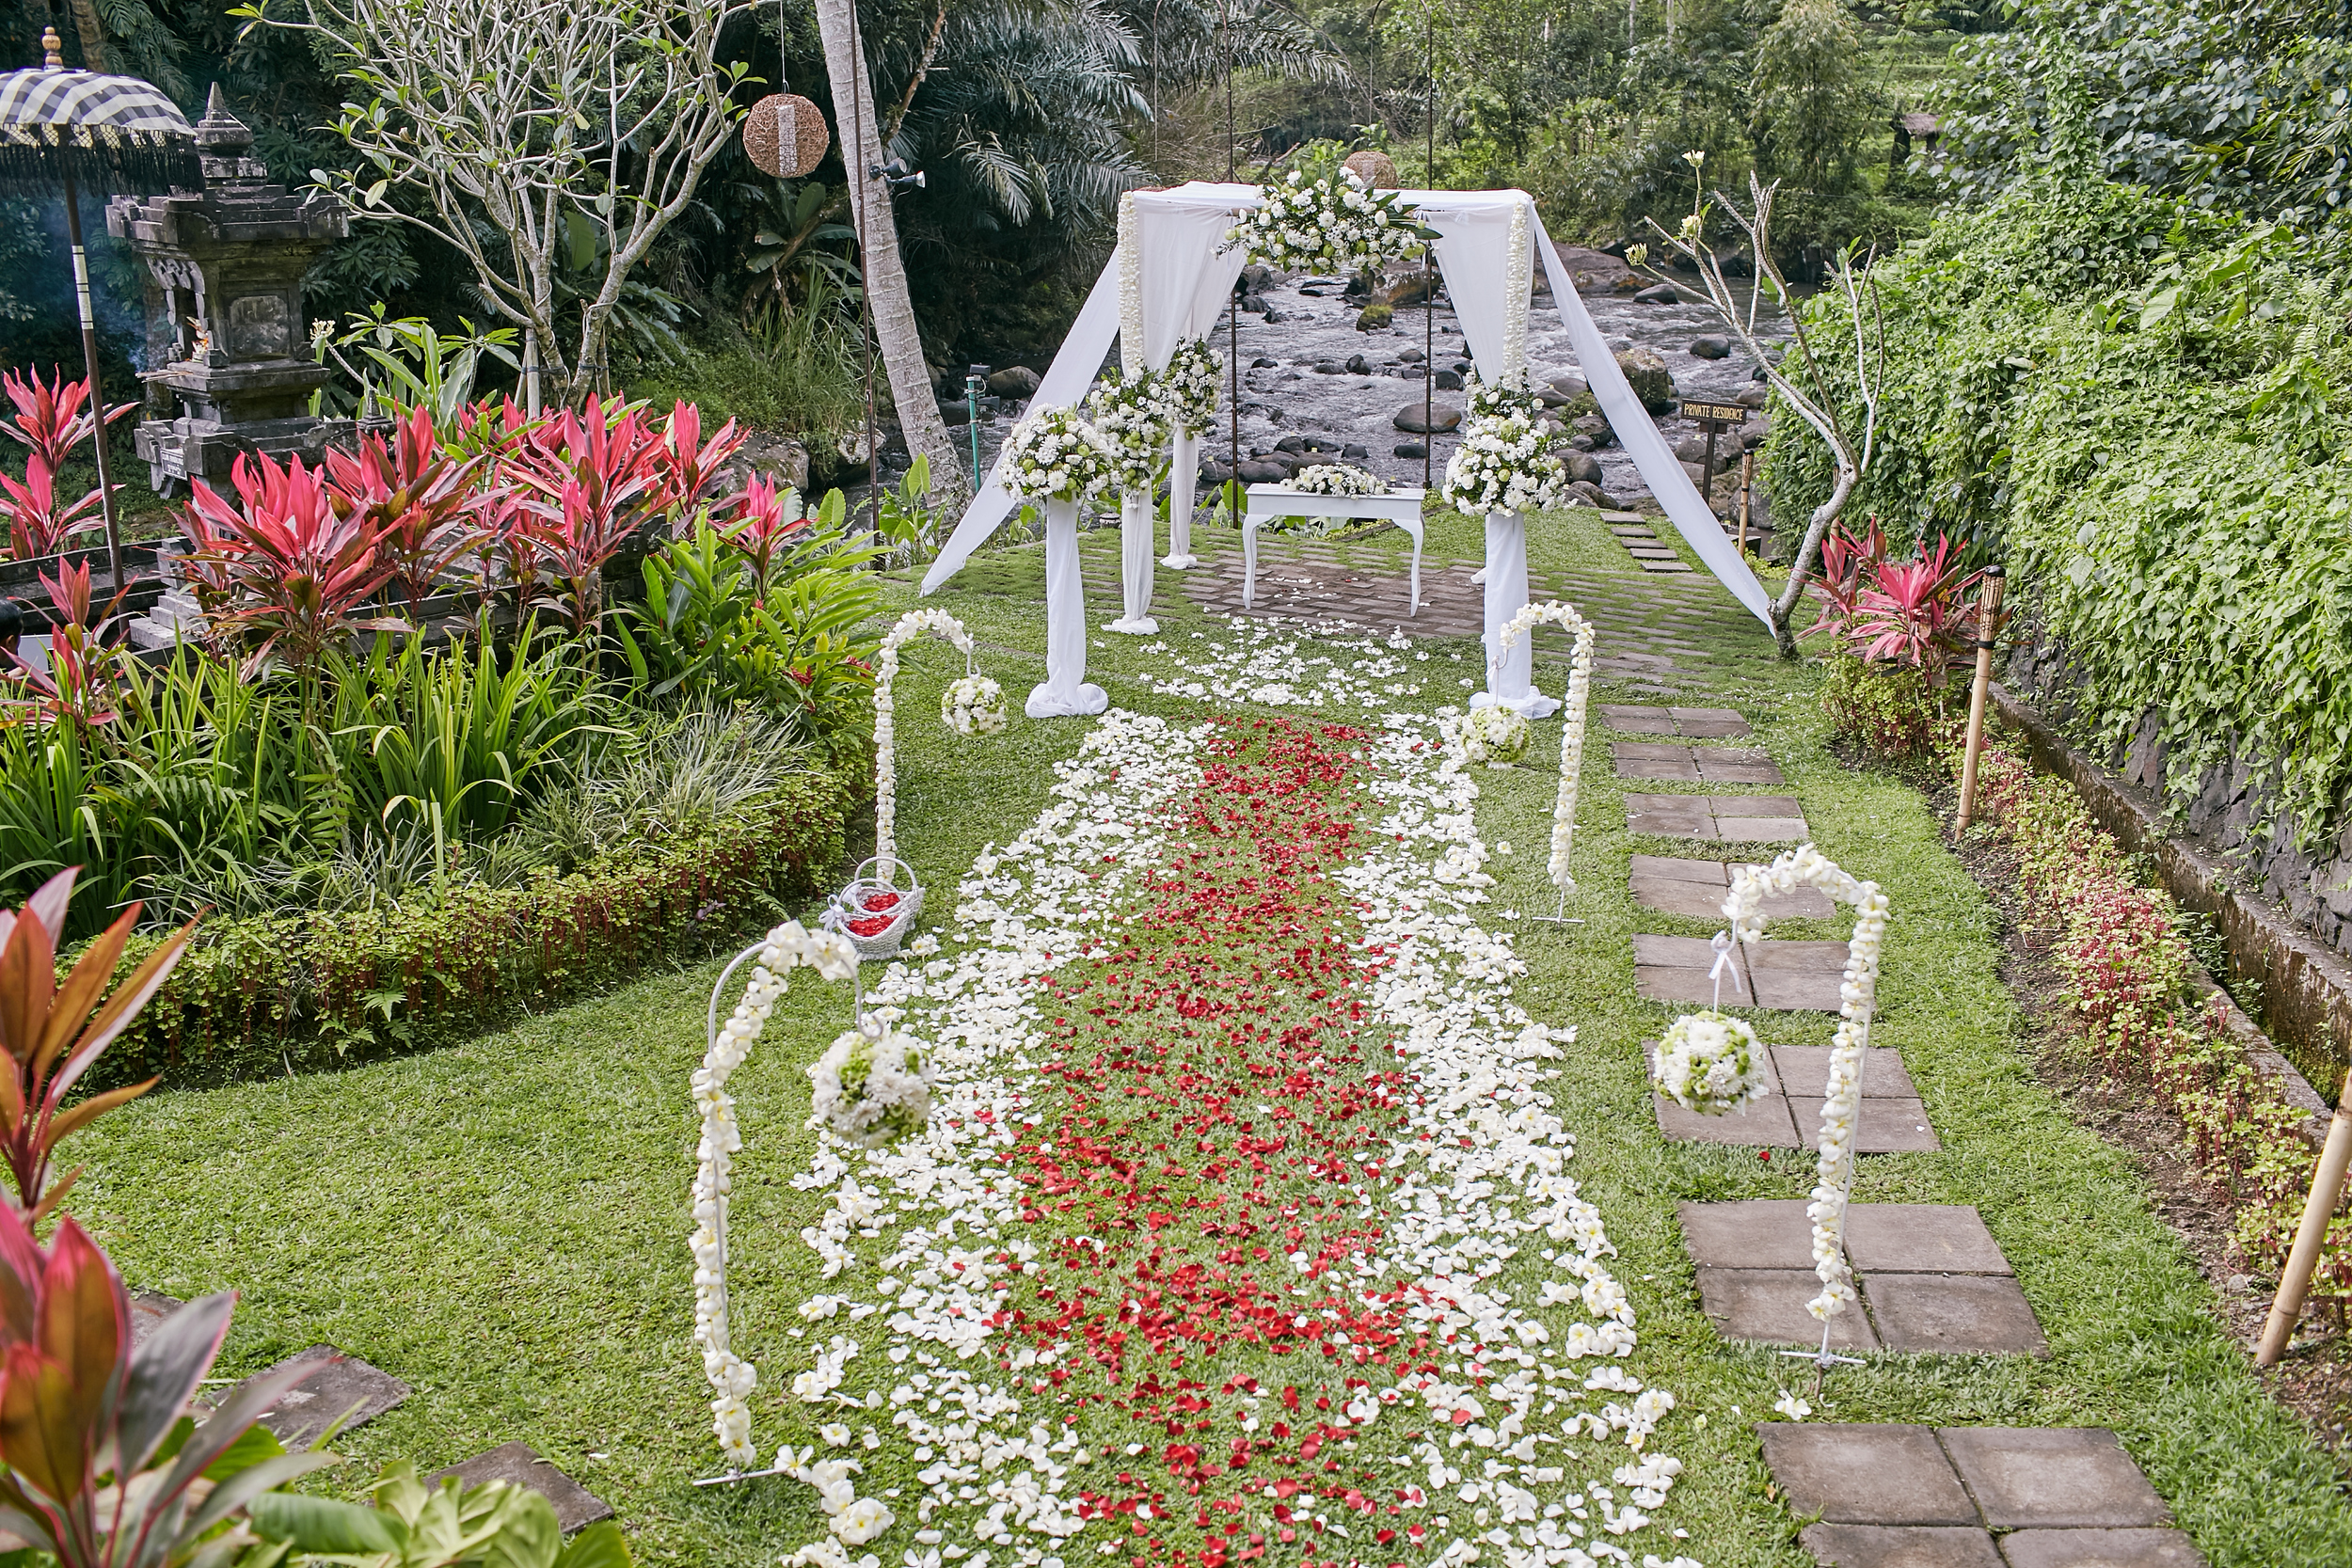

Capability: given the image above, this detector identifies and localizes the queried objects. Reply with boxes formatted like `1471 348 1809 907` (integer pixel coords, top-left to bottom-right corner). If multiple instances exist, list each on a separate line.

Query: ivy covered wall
1760 173 2352 950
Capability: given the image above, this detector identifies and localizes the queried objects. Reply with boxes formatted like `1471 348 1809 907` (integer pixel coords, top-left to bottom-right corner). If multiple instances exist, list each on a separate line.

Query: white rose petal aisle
734 625 1707 1568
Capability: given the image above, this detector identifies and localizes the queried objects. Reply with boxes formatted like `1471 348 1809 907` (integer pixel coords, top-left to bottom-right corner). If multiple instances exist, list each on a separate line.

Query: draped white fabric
1471 513 1558 717
920 182 1773 637
1025 500 1108 718
1114 492 1158 632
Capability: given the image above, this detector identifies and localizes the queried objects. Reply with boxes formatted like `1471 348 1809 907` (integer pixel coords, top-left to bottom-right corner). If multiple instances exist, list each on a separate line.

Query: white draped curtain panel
920 182 1772 634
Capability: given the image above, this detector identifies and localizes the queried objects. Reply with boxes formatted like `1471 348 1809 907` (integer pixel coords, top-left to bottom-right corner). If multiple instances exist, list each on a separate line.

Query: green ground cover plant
61 507 2352 1567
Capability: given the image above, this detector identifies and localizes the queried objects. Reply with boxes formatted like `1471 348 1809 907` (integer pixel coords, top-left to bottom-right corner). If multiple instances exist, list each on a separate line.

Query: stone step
1599 704 1752 737
1630 855 1834 920
1648 1042 1936 1154
1613 740 1784 785
1626 792 1809 844
428 1441 612 1532
1681 1200 2046 1357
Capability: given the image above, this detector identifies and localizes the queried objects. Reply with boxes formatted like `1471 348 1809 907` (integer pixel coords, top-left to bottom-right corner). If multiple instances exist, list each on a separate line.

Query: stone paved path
1605 514 1696 574
1630 855 1835 919
1682 1201 2046 1356
1761 1423 2205 1566
1627 792 1810 842
1599 704 1753 736
1613 740 1786 784
1650 1042 1937 1153
1633 931 1851 1010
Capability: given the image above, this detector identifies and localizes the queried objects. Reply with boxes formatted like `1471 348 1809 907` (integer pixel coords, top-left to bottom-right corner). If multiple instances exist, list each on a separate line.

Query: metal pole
1737 450 1753 554
1954 564 2006 835
1224 0 1238 484
965 367 984 493
1422 0 1434 492
850 0 879 526
59 173 123 589
2260 1101 2352 1367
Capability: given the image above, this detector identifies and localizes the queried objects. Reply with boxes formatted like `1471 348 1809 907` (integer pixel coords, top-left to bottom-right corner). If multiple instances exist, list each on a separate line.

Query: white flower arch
1496 599 1597 911
874 609 981 864
1723 846 1891 1327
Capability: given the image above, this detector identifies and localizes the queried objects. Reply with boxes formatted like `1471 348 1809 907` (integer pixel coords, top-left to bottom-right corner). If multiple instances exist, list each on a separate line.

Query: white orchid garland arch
1495 598 1598 907
1724 845 1891 1324
691 920 860 1471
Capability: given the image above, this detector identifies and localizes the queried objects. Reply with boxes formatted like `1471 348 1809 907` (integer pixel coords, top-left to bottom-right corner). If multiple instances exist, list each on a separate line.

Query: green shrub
1819 651 1940 759
81 766 849 1089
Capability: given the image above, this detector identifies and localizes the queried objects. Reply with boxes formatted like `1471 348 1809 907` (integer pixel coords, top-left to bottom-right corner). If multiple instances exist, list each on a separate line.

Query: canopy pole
59 171 123 589
1422 1 1434 491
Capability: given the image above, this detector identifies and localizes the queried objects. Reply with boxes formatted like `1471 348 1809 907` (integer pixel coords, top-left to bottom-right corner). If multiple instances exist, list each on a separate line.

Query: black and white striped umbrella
0 58 198 196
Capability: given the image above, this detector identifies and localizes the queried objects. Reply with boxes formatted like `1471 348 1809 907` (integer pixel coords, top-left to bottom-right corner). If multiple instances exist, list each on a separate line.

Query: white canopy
919 182 1772 631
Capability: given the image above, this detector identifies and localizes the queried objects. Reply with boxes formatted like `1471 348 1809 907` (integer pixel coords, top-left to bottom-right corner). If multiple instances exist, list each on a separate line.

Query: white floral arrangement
1225 167 1429 276
808 1018 936 1148
1443 372 1570 517
997 404 1117 506
1724 845 1891 1324
690 918 860 1470
1156 336 1224 436
1460 702 1530 767
1288 463 1389 497
1650 1010 1768 1116
941 673 1007 736
1084 367 1168 495
1497 599 1597 900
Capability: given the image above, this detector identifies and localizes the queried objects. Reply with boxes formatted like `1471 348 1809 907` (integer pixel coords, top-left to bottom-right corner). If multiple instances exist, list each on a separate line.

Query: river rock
984 365 1040 398
1690 335 1731 359
1568 434 1595 452
1565 480 1622 509
1314 360 1346 374
1552 245 1633 293
1357 303 1393 330
1433 369 1464 390
938 400 972 426
1236 458 1290 483
1394 441 1428 459
1261 308 1285 325
1346 353 1373 373
1343 443 1369 459
1564 451 1603 483
1615 347 1676 414
1241 264 1277 295
1742 419 1770 449
1399 346 1426 363
1549 373 1588 398
1737 385 1769 408
1634 283 1679 305
723 431 811 494
1673 434 1712 463
1386 269 1440 307
1395 402 1461 434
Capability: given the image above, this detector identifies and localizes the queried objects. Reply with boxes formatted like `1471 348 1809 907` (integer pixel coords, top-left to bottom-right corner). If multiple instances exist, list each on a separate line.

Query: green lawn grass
73 506 2352 1565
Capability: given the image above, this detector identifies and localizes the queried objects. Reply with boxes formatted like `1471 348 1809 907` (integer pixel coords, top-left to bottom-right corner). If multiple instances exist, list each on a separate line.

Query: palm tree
815 0 972 513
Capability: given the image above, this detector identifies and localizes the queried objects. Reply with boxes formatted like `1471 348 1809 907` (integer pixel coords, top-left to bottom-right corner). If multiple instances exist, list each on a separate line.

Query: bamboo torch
2259 1100 2352 1368
1954 564 2004 835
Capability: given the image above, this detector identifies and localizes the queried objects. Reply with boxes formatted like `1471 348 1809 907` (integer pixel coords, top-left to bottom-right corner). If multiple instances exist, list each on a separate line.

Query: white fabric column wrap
1473 512 1558 718
1026 499 1108 718
1112 492 1158 633
1165 431 1200 568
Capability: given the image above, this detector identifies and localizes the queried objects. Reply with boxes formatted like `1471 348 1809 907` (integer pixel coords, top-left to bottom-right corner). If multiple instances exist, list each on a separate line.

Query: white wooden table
1240 485 1428 615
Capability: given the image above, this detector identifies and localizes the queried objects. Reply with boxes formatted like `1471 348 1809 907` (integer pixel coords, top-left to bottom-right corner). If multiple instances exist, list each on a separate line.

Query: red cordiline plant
1807 518 1984 684
322 407 487 611
4 563 131 736
0 1204 331 1568
0 868 195 1221
0 370 136 564
181 452 408 676
507 397 665 632
651 400 747 529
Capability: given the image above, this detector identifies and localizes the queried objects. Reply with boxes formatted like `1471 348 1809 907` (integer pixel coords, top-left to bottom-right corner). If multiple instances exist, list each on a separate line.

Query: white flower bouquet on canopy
1155 336 1223 436
1226 167 1431 276
998 404 1117 507
1084 368 1168 494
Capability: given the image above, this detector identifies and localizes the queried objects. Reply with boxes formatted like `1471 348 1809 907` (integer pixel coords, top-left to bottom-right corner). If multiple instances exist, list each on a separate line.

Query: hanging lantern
1343 150 1400 189
743 93 830 179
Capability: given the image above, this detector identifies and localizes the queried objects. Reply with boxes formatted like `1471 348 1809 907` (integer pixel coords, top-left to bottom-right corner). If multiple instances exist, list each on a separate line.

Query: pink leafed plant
0 366 135 475
719 473 812 585
1806 519 1984 685
3 562 129 733
507 396 665 631
654 399 749 531
0 456 104 561
323 406 489 610
181 451 408 675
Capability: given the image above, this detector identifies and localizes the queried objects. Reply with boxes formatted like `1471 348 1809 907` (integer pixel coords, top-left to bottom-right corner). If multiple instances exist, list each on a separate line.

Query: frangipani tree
246 0 753 411
1635 165 1883 657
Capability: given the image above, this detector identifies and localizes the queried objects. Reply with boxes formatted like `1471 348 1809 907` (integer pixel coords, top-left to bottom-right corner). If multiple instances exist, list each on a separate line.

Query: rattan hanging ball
744 93 830 179
1343 150 1400 189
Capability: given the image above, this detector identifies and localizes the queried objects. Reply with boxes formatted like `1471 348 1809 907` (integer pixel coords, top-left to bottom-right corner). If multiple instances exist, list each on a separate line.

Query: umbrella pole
59 172 124 589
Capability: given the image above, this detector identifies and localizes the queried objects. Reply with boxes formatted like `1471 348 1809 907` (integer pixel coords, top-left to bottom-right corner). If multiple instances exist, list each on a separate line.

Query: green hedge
87 768 850 1089
1760 173 2352 843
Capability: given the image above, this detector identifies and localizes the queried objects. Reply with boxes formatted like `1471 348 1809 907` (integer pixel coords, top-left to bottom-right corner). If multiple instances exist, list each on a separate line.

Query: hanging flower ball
1461 704 1530 768
1343 150 1401 189
1651 1010 1768 1116
942 673 1008 736
807 1019 935 1148
743 93 830 179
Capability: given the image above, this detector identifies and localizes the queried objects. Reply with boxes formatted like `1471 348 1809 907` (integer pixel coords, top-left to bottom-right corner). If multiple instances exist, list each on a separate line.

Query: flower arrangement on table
1226 166 1432 276
691 917 862 1472
826 608 1000 959
998 404 1117 507
1724 845 1890 1326
1497 598 1598 906
1155 336 1224 436
1084 368 1168 495
1287 463 1389 497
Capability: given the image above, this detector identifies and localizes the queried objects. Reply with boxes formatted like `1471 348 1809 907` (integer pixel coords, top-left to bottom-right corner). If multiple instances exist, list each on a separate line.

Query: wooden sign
1677 399 1748 426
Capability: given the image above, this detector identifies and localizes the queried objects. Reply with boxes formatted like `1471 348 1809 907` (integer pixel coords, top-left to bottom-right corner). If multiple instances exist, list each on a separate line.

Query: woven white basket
822 855 924 960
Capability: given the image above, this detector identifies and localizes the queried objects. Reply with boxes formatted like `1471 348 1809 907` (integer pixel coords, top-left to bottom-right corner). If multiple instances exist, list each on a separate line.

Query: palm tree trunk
813 0 971 515
68 0 109 70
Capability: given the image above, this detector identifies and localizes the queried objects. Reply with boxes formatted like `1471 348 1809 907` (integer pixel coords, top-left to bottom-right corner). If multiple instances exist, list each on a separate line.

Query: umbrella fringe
0 141 200 198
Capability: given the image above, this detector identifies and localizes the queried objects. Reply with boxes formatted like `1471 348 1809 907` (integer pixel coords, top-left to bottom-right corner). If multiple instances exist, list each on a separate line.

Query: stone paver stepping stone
1998 1529 2208 1567
429 1442 613 1531
1648 1043 1937 1153
1762 1426 2201 1568
1633 931 1850 1012
130 1289 182 1348
1681 1201 2046 1355
1797 1524 2005 1567
1629 855 1834 920
1627 793 1808 842
1600 705 1753 738
219 1345 412 1450
1613 742 1786 785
